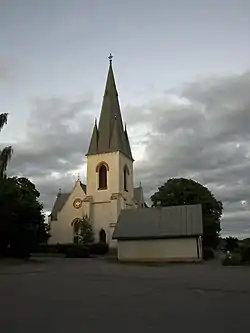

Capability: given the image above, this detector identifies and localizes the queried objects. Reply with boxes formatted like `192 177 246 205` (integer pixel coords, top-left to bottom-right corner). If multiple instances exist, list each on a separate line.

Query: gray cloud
0 58 13 82
4 71 250 238
6 95 95 209
135 71 250 238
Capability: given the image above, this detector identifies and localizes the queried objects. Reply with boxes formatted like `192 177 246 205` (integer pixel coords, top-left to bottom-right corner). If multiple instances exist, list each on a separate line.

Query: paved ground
0 258 250 333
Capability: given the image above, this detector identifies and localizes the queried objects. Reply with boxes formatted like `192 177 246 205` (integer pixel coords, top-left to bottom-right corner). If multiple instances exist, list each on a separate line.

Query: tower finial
77 172 81 181
108 53 113 65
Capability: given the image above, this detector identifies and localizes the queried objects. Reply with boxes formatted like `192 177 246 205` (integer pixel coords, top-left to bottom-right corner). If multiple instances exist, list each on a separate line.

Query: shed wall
117 237 202 262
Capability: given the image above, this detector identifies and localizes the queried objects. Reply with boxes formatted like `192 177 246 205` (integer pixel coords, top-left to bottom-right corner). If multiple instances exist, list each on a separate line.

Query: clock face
73 198 82 209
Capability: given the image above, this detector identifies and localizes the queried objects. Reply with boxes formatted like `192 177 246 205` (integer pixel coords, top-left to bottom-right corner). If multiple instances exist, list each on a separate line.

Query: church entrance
99 228 107 243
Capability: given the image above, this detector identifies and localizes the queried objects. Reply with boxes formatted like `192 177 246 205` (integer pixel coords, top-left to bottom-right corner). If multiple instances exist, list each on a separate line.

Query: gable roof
86 60 133 160
49 182 86 220
80 182 86 193
50 193 70 220
113 204 203 240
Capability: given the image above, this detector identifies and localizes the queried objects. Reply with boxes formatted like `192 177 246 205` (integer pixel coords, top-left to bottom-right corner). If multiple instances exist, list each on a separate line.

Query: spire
86 54 133 160
87 119 98 155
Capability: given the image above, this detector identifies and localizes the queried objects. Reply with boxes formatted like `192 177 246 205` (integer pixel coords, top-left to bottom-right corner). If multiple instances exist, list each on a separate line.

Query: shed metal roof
113 204 203 240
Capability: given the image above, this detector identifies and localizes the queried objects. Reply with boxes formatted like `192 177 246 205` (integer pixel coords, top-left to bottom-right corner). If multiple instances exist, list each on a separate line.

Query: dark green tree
0 113 13 179
224 236 239 252
39 223 51 244
151 178 223 249
77 216 94 246
0 114 47 256
0 176 46 257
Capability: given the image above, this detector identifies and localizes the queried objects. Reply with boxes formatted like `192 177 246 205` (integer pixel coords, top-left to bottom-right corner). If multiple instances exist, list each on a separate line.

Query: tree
0 113 13 179
224 237 239 252
0 114 47 256
40 223 51 244
151 178 223 249
0 176 45 257
75 216 94 246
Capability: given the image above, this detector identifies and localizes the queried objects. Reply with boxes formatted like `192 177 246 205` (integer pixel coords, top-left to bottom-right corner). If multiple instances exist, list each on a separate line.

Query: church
48 55 146 248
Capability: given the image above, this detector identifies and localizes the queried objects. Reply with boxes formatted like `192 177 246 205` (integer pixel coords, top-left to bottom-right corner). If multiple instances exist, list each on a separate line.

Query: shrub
73 216 94 246
64 245 90 258
36 242 110 257
37 244 62 254
224 236 239 252
221 253 241 266
203 247 215 260
4 246 31 258
240 245 250 263
90 242 109 255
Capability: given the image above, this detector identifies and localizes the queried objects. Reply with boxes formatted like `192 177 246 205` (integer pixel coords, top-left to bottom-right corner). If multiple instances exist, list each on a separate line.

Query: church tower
48 54 145 247
85 54 135 245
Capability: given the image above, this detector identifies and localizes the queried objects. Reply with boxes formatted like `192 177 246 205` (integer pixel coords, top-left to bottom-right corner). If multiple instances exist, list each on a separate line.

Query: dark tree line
0 113 49 257
151 178 223 249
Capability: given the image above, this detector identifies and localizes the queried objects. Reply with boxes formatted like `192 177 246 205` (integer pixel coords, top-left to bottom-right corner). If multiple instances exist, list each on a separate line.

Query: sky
0 0 250 238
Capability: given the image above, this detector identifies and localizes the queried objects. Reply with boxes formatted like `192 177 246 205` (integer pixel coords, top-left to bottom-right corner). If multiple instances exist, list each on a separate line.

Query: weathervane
108 53 113 65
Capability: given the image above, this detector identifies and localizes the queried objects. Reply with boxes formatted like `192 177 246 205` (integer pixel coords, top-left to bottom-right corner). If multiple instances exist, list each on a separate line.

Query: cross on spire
108 53 113 65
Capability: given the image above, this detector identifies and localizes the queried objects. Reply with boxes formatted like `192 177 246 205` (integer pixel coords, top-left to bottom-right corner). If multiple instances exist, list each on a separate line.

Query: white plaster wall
91 202 113 241
117 238 201 261
119 153 134 204
49 181 87 244
86 151 135 246
86 152 120 201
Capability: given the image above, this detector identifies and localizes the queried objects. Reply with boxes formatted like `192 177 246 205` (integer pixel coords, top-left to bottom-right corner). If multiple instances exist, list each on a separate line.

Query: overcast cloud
2 70 249 238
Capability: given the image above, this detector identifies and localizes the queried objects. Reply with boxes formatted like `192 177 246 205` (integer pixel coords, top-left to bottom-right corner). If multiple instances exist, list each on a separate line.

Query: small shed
113 204 203 262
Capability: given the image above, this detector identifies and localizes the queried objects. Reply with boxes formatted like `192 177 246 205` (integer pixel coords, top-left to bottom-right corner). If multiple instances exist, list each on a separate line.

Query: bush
37 244 63 254
36 242 110 257
221 253 241 266
224 236 239 252
90 242 109 255
203 247 215 260
240 245 250 263
64 245 90 258
3 246 31 258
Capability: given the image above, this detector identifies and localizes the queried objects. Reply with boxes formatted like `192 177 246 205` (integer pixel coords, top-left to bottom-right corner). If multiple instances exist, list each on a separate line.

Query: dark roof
80 182 86 193
50 193 70 220
50 182 86 220
86 62 133 160
113 204 203 240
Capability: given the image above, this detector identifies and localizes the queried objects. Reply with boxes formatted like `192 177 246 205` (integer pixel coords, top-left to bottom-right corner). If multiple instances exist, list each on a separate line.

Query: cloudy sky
1 0 250 238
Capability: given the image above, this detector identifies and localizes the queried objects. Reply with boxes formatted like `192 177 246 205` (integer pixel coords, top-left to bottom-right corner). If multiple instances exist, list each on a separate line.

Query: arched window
99 228 107 243
96 162 109 190
98 164 107 189
123 165 129 191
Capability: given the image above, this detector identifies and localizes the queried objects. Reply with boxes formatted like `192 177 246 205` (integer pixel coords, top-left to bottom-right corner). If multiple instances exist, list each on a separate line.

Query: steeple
86 54 133 161
87 119 98 155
